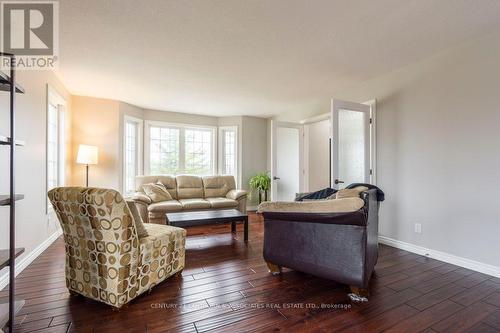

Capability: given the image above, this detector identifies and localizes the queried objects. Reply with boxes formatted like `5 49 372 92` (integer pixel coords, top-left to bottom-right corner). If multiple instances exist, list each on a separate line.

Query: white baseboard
0 229 62 290
246 206 258 212
379 236 500 278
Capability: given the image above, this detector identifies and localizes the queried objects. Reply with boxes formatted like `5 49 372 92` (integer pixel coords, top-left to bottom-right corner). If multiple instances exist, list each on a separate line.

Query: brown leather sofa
258 188 380 301
132 175 247 224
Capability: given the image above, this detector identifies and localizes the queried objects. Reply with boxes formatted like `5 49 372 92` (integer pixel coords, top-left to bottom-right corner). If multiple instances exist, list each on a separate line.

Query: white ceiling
57 0 500 118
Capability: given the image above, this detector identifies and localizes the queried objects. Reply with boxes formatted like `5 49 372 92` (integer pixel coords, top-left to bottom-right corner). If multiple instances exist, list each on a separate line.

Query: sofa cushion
202 175 236 198
335 186 369 199
206 197 239 209
177 175 204 199
258 197 365 213
143 183 173 203
178 198 211 210
136 175 178 199
148 200 183 213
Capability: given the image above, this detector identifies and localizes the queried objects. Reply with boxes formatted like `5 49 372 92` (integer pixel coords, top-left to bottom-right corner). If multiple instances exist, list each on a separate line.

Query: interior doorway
270 99 376 201
270 121 303 201
331 99 376 189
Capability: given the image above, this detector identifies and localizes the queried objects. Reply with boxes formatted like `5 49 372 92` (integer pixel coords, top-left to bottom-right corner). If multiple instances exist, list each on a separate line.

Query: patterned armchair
48 187 186 308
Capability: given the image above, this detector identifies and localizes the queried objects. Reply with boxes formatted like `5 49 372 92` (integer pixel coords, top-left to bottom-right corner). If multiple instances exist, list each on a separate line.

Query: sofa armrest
131 192 152 204
226 189 247 201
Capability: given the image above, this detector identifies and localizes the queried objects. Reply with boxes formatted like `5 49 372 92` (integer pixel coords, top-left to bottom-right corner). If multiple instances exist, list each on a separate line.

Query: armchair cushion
126 200 148 238
226 189 247 201
137 224 186 294
258 197 364 214
143 182 172 202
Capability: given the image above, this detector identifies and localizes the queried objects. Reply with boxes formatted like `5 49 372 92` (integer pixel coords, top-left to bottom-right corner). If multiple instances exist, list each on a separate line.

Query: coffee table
166 209 249 242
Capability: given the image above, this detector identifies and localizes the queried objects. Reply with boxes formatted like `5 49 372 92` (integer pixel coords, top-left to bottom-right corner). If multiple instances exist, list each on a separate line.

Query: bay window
145 121 216 175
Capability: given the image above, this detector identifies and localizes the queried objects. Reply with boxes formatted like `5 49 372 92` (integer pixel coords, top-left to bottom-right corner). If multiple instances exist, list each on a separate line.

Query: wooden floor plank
384 300 464 333
431 301 499 332
3 213 499 333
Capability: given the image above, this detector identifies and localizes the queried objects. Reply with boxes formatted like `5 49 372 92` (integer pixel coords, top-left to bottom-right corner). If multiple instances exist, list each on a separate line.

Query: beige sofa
132 175 247 224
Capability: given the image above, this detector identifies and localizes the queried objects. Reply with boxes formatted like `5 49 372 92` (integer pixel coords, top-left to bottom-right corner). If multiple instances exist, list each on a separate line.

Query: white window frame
123 115 144 194
218 126 238 181
144 120 217 175
46 85 67 212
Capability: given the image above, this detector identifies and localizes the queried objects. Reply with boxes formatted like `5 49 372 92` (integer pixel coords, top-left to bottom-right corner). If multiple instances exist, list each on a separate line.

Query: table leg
231 221 236 234
244 217 248 242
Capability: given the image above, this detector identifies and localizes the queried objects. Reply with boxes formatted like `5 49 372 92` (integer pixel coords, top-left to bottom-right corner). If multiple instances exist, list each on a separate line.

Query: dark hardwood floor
3 213 500 332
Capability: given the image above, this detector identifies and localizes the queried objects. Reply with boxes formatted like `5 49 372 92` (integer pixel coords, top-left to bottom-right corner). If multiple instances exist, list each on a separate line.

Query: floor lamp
76 144 98 187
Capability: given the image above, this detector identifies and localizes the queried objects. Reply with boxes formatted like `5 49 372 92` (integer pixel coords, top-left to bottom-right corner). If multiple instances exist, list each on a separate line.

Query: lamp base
85 164 89 187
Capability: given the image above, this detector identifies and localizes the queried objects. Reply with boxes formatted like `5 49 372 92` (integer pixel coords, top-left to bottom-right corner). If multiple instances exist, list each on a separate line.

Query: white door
331 99 373 189
271 121 303 201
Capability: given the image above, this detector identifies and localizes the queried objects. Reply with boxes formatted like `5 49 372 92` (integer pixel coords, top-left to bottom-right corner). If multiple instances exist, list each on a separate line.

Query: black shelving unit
0 53 25 333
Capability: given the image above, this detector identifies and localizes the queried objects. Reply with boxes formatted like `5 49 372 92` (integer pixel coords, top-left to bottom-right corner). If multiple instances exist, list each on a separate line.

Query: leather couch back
176 175 204 199
135 175 237 199
135 175 178 199
202 175 236 198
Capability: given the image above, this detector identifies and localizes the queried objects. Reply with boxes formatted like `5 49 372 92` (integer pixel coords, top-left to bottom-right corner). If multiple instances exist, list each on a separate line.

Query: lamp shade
76 144 98 165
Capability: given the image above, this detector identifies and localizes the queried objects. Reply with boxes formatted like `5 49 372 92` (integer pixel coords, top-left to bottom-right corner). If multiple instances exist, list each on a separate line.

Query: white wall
71 96 121 189
241 116 268 207
305 119 330 191
328 31 500 268
0 70 71 280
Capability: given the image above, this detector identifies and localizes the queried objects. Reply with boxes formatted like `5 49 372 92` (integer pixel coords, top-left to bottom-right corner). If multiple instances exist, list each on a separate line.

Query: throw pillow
142 182 172 202
335 186 369 199
126 200 148 238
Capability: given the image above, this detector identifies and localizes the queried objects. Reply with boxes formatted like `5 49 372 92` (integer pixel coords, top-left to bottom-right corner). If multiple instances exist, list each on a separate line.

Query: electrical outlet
414 223 422 234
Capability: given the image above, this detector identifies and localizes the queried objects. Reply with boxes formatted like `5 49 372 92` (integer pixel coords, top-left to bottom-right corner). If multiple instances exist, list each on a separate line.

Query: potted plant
249 172 271 204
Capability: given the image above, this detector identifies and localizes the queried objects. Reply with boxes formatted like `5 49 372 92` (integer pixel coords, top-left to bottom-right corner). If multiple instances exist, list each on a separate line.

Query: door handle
334 179 344 185
273 176 281 180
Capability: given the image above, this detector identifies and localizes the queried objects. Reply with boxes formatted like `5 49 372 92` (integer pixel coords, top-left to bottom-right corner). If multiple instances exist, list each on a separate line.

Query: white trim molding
218 125 240 184
122 115 144 194
0 229 63 290
379 236 500 278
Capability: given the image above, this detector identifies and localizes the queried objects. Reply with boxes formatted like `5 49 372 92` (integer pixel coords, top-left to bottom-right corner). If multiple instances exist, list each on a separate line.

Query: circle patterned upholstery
48 187 186 308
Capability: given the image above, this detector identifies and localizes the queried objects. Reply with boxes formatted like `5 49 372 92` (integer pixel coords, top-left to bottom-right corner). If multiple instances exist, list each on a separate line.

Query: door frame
330 99 377 188
270 120 305 201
